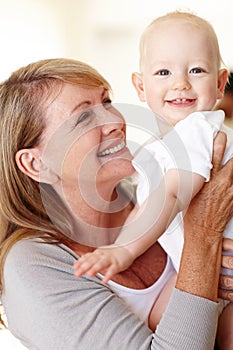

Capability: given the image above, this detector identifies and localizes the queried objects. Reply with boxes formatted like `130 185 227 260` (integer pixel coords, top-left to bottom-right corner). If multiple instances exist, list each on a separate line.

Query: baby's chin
165 112 193 126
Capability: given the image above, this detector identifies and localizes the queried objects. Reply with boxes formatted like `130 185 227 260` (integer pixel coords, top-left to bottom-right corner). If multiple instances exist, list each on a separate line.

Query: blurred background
1 0 233 105
0 0 233 348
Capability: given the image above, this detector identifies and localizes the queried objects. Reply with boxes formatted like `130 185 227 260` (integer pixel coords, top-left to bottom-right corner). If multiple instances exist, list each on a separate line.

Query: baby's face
139 19 224 125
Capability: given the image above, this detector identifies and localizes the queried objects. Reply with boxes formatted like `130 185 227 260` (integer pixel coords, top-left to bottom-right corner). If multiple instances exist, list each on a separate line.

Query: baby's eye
155 69 171 76
190 67 205 74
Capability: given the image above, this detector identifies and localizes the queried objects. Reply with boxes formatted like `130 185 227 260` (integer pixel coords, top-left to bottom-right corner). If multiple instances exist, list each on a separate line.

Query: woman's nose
96 106 124 135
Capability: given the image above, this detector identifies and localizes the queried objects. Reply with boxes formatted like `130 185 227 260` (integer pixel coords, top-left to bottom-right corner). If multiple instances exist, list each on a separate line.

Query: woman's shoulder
3 238 107 299
4 238 80 279
2 240 119 350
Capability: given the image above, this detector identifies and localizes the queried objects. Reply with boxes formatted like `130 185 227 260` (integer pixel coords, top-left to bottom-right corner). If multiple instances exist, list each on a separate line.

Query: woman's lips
97 140 126 157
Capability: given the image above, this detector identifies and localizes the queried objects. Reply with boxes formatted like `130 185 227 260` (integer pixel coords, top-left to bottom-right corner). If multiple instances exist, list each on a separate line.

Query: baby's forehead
143 17 212 42
139 16 220 69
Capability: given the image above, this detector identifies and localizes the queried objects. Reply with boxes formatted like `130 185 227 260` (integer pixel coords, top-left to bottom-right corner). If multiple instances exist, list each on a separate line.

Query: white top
133 110 233 271
106 255 175 324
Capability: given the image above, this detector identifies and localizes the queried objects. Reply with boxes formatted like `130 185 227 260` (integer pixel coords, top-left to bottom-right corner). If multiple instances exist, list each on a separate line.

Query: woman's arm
1 239 221 350
177 132 233 302
158 131 233 349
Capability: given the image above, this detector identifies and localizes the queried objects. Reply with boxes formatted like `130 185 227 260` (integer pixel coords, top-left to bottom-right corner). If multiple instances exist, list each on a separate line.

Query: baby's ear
217 69 229 99
132 72 146 102
15 149 59 184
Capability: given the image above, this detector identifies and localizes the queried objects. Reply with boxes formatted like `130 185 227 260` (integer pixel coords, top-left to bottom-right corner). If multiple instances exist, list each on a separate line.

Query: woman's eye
75 111 91 125
190 67 204 74
103 99 112 108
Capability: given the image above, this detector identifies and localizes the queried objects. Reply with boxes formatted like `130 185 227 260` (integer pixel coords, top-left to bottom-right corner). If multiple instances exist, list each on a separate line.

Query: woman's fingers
219 274 233 289
218 287 233 302
222 253 233 270
211 131 227 173
223 238 233 253
219 239 233 300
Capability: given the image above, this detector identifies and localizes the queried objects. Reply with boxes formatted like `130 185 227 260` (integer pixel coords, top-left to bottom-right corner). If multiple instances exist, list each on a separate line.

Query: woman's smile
97 140 126 157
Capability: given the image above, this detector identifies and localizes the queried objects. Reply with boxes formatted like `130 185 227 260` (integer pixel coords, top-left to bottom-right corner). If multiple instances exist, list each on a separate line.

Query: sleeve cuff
152 288 218 350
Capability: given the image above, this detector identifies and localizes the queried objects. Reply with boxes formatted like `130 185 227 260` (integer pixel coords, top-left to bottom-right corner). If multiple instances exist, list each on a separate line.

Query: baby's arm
73 170 205 282
73 244 135 283
115 169 205 258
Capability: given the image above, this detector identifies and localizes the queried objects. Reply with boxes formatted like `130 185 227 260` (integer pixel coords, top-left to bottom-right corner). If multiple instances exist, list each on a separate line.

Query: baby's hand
73 245 135 283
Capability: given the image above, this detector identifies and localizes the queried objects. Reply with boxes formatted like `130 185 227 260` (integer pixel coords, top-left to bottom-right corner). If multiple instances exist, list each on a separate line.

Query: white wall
1 0 233 104
0 0 232 348
69 0 233 105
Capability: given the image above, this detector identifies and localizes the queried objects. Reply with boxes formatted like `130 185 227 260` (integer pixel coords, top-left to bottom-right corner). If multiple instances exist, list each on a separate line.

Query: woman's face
38 83 135 199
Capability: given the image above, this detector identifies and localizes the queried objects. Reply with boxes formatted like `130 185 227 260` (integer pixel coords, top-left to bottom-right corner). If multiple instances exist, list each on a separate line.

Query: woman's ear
15 149 41 182
131 72 146 102
15 149 59 184
217 69 229 99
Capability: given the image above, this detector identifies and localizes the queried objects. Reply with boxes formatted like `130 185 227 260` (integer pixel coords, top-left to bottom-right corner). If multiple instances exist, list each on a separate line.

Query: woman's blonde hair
0 58 111 327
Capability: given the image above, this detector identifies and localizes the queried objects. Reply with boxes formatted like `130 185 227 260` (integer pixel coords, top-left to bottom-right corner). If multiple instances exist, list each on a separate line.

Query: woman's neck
59 185 134 247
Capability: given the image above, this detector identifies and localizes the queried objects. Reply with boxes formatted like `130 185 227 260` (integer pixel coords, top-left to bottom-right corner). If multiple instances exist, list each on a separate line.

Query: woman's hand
219 238 233 302
177 132 233 301
183 132 233 242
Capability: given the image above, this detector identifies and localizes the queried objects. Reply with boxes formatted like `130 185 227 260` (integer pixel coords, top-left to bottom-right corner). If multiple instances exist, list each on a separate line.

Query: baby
74 11 233 348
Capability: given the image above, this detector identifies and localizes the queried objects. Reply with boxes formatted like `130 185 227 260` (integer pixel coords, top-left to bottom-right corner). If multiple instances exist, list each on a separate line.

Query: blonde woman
0 58 233 349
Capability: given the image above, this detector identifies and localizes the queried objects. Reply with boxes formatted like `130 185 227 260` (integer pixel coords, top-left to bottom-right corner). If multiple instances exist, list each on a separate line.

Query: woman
0 58 233 350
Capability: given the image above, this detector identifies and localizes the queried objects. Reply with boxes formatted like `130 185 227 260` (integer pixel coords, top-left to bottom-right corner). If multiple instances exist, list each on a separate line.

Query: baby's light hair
139 11 223 72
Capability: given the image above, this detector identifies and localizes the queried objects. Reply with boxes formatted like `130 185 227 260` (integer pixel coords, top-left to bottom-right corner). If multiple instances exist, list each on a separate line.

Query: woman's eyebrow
70 88 108 116
70 101 91 116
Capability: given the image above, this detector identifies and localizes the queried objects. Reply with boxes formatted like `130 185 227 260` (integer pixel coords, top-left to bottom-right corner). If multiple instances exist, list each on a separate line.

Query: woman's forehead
39 84 108 145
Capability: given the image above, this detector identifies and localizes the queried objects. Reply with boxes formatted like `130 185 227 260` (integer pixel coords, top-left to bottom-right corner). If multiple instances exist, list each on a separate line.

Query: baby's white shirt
133 110 233 271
